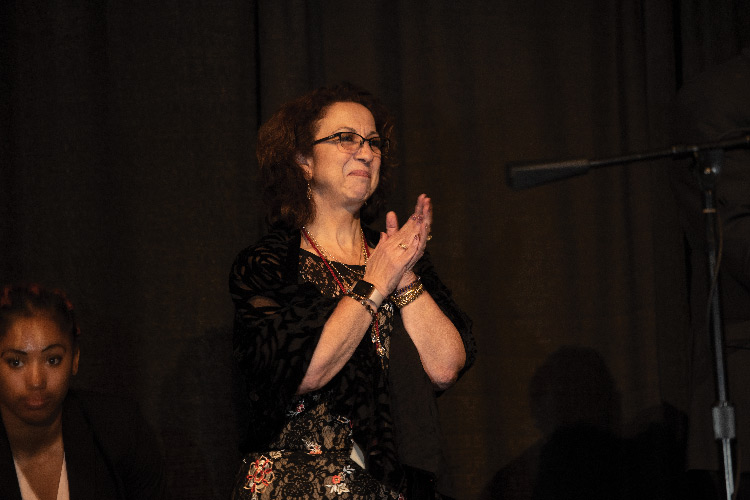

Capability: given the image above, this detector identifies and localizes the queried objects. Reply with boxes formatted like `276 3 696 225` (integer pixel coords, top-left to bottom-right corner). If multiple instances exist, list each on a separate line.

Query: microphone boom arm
506 134 750 190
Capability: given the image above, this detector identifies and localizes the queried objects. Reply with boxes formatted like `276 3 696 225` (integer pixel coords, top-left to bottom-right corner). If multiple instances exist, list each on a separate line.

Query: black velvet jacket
229 224 476 489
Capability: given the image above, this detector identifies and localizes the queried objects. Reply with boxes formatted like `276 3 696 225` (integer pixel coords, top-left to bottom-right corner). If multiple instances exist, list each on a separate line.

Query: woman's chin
342 189 371 208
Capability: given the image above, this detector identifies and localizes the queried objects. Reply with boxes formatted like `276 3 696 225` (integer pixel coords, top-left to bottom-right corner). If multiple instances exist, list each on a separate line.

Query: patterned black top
229 224 475 491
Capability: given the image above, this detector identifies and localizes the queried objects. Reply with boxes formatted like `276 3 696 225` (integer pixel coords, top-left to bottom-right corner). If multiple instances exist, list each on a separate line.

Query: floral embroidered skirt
231 449 402 500
231 396 402 499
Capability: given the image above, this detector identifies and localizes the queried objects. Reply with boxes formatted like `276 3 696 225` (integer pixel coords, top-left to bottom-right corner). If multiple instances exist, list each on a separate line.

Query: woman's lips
349 170 371 178
23 397 51 410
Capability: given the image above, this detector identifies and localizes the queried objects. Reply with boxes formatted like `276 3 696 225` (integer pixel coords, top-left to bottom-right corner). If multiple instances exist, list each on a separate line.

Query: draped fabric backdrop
2 1 749 499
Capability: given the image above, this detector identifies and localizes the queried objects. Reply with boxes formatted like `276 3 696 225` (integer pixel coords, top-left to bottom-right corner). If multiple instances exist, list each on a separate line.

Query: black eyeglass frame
311 131 389 156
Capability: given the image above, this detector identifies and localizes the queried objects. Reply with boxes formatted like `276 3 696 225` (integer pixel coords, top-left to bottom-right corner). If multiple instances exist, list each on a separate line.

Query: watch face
352 280 375 297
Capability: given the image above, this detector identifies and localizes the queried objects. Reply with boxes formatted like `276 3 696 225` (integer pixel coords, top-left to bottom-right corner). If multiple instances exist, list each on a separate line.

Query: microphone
506 159 590 190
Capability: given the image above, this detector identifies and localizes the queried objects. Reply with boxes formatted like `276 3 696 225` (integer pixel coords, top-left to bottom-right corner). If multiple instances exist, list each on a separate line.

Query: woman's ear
71 345 80 376
296 153 313 180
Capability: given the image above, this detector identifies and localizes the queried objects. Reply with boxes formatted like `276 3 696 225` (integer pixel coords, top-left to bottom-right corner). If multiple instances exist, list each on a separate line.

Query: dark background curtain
2 1 749 499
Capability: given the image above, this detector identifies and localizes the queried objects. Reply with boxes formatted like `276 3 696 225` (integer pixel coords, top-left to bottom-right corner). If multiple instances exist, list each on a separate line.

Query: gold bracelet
391 281 424 308
393 275 421 296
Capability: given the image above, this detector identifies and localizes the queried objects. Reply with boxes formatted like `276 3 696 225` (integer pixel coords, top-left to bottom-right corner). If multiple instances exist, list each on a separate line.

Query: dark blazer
0 390 167 500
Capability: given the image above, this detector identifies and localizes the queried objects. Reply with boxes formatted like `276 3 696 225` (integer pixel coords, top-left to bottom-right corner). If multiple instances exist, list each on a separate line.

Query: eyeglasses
312 131 389 157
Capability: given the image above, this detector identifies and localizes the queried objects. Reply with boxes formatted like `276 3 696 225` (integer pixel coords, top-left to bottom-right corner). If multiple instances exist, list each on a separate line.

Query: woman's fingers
365 194 434 292
418 196 431 242
385 211 399 237
423 196 433 234
415 193 427 214
410 197 431 247
393 194 432 257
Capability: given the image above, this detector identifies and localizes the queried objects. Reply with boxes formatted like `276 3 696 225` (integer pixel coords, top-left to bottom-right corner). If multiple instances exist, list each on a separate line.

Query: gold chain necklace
301 227 384 362
302 227 368 281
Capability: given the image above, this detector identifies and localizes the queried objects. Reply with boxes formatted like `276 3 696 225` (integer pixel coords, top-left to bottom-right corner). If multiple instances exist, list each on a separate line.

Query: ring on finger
398 243 409 250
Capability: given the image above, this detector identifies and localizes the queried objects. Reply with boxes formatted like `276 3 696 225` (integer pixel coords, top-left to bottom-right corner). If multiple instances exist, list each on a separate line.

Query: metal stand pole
696 149 736 500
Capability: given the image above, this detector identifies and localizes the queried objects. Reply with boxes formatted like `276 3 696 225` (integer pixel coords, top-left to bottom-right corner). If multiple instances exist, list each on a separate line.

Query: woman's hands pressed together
363 194 432 296
298 193 464 394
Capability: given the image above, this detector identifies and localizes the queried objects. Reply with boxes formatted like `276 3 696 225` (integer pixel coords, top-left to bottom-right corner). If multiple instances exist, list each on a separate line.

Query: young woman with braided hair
0 285 166 500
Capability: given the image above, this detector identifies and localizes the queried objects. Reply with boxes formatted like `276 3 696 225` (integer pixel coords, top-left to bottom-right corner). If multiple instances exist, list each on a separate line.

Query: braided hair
0 284 80 341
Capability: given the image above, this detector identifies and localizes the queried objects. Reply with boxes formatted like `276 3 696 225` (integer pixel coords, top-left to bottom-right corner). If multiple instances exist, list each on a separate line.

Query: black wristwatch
349 280 384 308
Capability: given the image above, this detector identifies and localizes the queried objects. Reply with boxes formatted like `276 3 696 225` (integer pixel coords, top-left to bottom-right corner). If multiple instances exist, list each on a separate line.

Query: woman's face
300 101 381 213
0 315 79 428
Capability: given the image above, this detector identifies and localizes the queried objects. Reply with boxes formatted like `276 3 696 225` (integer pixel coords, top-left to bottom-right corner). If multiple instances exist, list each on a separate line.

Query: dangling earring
306 182 312 200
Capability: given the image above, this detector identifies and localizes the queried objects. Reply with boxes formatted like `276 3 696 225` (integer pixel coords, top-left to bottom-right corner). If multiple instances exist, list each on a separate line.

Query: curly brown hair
257 82 397 228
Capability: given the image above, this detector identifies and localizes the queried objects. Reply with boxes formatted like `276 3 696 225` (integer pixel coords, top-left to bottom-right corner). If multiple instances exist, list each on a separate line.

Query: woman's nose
354 140 375 161
27 362 46 389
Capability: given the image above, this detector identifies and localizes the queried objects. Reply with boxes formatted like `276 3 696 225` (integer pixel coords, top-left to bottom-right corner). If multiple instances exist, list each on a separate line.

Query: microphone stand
507 134 750 500
697 148 736 500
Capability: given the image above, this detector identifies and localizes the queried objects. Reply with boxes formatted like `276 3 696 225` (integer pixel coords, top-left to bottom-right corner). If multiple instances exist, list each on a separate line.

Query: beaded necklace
302 227 368 285
301 227 385 361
